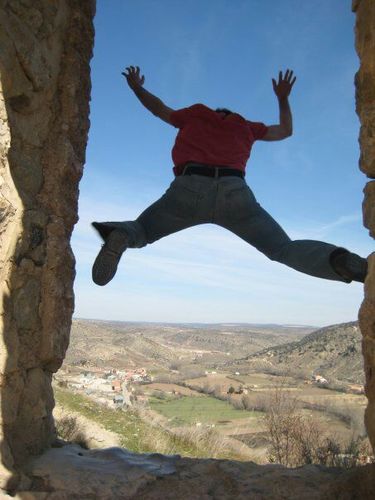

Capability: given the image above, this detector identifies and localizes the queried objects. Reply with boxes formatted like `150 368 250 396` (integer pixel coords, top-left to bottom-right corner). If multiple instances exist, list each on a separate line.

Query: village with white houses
54 366 150 409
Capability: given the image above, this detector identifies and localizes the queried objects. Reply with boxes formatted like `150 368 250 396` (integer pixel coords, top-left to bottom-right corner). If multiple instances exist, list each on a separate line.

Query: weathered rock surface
10 444 375 499
354 0 375 452
0 0 95 483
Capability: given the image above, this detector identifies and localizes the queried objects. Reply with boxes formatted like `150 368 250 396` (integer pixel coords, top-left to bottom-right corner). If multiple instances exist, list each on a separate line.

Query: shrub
241 394 271 413
152 373 178 384
316 435 373 468
179 367 205 379
201 382 215 395
150 390 169 400
263 386 373 468
55 415 90 449
230 397 246 410
169 362 182 371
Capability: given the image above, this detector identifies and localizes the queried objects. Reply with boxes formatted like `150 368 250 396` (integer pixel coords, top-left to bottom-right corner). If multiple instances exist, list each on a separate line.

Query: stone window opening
0 0 374 496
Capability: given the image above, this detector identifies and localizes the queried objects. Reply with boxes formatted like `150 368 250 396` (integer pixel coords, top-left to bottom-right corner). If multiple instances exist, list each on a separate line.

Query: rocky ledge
5 444 375 499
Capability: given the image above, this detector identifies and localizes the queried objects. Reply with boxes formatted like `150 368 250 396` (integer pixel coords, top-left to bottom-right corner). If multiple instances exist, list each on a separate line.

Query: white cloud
313 213 362 234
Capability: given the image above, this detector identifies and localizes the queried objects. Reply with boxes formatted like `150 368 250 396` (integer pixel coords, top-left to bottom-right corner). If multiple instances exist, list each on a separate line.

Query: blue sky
72 0 372 327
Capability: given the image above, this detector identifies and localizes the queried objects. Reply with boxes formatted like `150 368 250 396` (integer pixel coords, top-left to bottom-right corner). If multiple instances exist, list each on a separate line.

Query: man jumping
91 66 367 286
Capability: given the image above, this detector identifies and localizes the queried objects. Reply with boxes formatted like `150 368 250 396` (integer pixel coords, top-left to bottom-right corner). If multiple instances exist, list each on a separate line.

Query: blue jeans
93 174 347 282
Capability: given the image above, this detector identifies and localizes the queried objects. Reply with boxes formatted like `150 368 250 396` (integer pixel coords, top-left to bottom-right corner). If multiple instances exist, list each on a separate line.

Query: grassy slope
54 387 249 460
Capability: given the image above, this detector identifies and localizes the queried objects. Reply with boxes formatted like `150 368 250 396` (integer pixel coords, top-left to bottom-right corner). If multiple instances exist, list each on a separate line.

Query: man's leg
92 176 202 285
216 179 367 283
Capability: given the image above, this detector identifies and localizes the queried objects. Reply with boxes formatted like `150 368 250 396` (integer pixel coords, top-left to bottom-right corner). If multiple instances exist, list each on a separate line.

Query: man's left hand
272 69 296 100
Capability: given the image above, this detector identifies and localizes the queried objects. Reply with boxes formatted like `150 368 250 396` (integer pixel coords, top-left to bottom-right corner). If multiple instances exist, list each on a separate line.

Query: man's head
215 108 233 116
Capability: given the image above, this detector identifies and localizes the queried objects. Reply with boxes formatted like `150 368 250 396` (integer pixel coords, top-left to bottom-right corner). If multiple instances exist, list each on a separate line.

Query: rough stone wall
0 0 95 480
354 0 375 452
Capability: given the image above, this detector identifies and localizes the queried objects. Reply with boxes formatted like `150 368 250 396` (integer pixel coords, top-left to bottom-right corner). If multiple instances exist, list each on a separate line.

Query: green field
54 387 250 460
150 395 258 425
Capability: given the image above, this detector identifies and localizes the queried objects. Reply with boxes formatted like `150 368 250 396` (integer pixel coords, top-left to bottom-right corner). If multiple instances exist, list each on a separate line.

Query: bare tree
263 385 373 467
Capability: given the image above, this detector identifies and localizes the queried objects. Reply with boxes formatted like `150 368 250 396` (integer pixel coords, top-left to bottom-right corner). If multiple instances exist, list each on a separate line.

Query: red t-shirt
169 104 268 175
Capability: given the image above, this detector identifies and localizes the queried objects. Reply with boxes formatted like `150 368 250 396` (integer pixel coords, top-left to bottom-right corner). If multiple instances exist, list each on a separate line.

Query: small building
312 375 328 385
112 380 122 392
68 382 83 390
113 395 124 406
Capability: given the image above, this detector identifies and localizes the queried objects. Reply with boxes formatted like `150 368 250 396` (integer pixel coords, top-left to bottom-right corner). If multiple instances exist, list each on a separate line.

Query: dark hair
215 108 233 115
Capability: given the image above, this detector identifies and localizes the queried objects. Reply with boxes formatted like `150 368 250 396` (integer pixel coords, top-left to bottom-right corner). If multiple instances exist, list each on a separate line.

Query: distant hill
65 319 314 371
226 322 364 385
64 320 177 370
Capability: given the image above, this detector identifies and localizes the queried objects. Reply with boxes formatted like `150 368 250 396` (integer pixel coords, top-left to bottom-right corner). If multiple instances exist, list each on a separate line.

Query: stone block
363 181 375 234
362 336 375 389
12 277 41 331
365 400 375 450
359 297 375 339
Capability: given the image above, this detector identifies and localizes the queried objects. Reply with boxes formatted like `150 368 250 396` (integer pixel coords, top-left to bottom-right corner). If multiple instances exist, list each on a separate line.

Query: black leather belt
181 163 244 179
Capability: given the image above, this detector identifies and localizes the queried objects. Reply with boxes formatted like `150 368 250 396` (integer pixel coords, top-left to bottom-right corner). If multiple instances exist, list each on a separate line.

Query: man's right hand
122 66 145 90
272 69 296 100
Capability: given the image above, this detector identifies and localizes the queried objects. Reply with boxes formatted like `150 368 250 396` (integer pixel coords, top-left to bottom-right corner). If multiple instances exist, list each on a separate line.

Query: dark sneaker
92 221 114 242
92 229 128 286
331 250 368 283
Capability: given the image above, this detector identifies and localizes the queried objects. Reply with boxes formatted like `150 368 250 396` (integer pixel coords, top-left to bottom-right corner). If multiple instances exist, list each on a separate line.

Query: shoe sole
92 230 128 286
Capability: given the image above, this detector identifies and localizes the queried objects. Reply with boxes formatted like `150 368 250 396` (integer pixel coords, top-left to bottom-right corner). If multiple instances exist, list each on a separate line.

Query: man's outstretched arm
260 69 296 141
122 66 175 125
